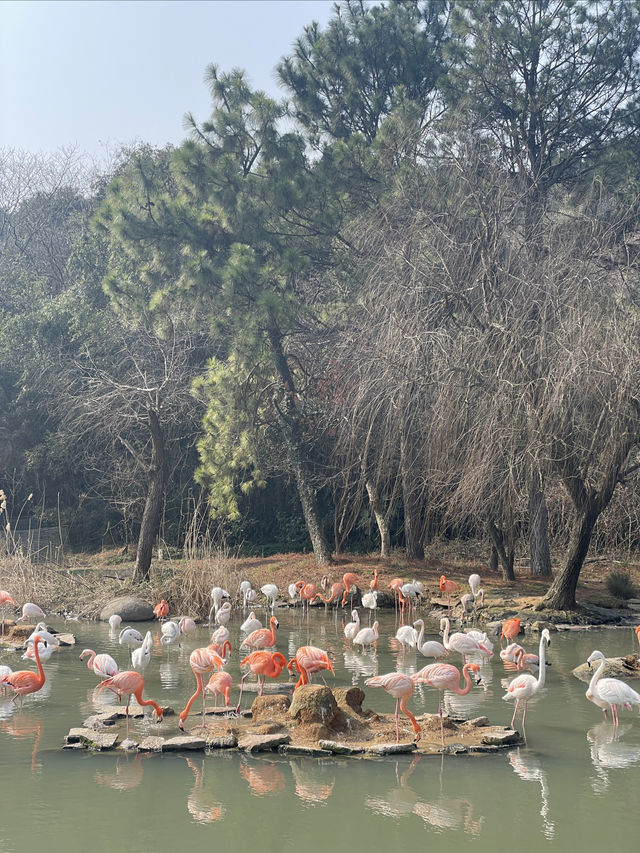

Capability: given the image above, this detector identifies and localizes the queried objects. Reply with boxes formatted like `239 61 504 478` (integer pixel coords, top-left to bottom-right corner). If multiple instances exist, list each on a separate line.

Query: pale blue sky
0 0 337 158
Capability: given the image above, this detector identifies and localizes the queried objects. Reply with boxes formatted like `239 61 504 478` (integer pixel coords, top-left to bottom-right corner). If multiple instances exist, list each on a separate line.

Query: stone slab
480 728 522 746
279 744 331 757
163 735 207 751
365 742 417 755
138 736 165 751
65 728 119 750
318 740 364 755
206 734 238 749
238 733 291 752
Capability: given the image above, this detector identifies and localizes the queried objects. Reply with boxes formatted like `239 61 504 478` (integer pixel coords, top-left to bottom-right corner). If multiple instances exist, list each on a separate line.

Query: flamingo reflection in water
0 712 43 775
509 748 555 840
587 722 640 794
289 758 335 804
186 757 226 823
94 754 145 791
239 756 286 796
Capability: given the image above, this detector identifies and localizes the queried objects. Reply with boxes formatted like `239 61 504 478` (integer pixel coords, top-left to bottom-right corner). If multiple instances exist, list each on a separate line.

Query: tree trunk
489 544 499 572
400 429 424 560
267 323 332 565
528 475 552 577
542 507 597 610
132 409 166 584
487 520 516 581
366 479 391 558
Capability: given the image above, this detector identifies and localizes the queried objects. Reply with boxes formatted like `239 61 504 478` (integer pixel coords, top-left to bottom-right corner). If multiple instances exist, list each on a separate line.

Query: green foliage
605 570 637 601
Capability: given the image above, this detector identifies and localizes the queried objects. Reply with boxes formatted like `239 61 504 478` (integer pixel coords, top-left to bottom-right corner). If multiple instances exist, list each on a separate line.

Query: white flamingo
413 619 448 660
108 614 122 631
211 625 230 645
344 609 360 642
80 648 119 679
209 586 230 621
160 621 182 647
440 617 493 663
241 612 262 634
503 628 551 736
261 584 279 609
118 626 144 663
361 589 378 621
132 631 153 669
395 623 417 652
16 602 46 623
26 622 60 647
354 621 379 652
215 601 232 627
586 649 640 726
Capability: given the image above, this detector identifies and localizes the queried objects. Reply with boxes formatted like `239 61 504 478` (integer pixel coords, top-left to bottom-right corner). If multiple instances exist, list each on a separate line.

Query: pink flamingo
341 572 360 607
96 670 164 735
314 578 345 609
0 636 47 706
440 617 493 662
389 578 405 615
79 648 119 679
236 651 287 712
16 602 46 624
241 616 279 651
414 661 482 747
286 646 334 689
500 618 522 648
365 672 421 743
178 646 226 730
0 590 16 636
295 581 319 614
439 575 460 615
205 671 233 708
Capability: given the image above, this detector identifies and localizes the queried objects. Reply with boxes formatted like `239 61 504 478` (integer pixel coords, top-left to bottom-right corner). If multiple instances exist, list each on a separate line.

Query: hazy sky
0 0 336 159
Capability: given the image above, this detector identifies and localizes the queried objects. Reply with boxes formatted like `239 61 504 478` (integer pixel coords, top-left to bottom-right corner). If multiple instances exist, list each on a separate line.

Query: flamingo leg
235 673 248 714
394 698 400 743
510 700 519 729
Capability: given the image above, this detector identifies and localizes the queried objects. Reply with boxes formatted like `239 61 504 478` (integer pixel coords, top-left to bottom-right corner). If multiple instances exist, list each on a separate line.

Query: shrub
605 570 636 600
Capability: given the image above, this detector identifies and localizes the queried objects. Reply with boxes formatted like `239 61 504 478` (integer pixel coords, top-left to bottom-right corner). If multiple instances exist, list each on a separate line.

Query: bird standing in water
1 636 47 705
503 629 551 738
97 670 164 735
414 661 482 747
365 672 421 743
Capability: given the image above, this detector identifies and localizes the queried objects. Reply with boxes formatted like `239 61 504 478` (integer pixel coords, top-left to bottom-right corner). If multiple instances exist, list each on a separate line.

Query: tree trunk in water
366 480 391 559
133 409 166 584
528 476 552 577
542 508 597 610
267 323 331 565
487 520 516 581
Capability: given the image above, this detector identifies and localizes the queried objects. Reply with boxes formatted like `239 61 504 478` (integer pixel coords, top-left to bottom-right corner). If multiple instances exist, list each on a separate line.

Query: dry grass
2 541 639 621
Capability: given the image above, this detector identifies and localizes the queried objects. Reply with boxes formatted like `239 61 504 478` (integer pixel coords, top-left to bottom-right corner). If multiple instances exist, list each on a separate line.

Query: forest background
2 0 640 613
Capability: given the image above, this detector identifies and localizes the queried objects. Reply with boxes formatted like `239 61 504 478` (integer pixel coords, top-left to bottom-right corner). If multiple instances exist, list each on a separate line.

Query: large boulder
99 596 154 622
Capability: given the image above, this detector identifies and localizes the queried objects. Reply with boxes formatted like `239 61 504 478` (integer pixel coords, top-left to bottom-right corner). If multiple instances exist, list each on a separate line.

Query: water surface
1 607 638 852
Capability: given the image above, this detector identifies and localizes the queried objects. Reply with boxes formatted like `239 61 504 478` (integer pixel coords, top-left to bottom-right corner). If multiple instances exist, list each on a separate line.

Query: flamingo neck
135 689 163 718
414 620 424 648
82 650 96 670
458 665 474 696
587 654 605 696
441 619 450 648
31 638 46 686
179 671 204 726
536 634 549 690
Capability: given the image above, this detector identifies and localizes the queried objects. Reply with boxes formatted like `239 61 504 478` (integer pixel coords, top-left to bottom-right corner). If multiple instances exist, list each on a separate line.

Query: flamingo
586 649 640 726
365 672 421 743
414 661 482 747
215 601 232 627
153 599 169 620
0 590 16 636
261 584 279 609
26 622 60 648
240 580 257 609
108 614 122 632
439 575 460 614
241 612 262 634
97 670 164 735
503 628 551 736
0 636 47 705
287 646 334 689
513 647 542 672
16 602 46 624
118 626 144 663
131 631 153 670
468 573 482 597
295 581 319 614
465 629 494 655
314 579 345 609
370 568 379 591
179 616 197 636
389 578 405 613
178 646 226 730
241 616 279 651
500 618 522 647
160 620 182 647
400 581 422 619
288 583 300 606
361 589 378 620
80 648 119 679
341 573 360 607
635 625 640 652
344 609 360 642
211 625 230 646
236 651 288 711
0 664 12 694
205 671 233 708
208 586 230 622
500 642 526 664
208 639 231 660
22 638 54 662
440 617 493 662
354 620 379 652
413 619 448 660
395 623 417 653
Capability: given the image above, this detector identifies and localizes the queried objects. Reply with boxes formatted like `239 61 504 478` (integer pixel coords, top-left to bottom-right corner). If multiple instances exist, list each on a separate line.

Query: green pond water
1 607 639 853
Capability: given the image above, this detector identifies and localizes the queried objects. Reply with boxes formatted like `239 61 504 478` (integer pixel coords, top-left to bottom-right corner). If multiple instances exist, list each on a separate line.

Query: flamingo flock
1 578 639 756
